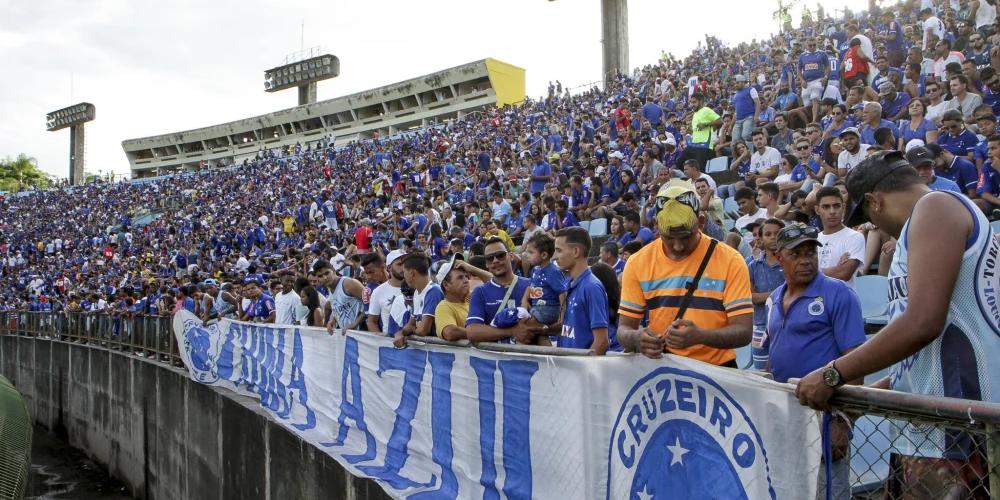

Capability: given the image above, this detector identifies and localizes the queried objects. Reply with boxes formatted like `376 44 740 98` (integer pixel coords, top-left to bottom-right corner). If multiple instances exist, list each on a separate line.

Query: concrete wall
0 335 391 500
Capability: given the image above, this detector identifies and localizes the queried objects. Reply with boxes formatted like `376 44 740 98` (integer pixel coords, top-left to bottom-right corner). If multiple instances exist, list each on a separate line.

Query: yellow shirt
619 234 752 365
282 216 296 234
434 299 469 338
486 229 516 252
691 106 721 147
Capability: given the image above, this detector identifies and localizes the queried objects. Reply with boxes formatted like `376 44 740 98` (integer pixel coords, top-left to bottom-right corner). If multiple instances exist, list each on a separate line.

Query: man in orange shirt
617 181 753 366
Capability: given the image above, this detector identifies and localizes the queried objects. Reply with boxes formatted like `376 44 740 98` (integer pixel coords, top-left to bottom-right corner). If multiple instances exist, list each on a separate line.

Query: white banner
173 311 821 499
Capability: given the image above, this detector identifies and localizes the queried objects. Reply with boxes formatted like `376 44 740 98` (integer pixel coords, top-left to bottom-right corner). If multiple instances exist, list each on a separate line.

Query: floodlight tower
46 102 96 185
601 0 629 85
264 50 340 106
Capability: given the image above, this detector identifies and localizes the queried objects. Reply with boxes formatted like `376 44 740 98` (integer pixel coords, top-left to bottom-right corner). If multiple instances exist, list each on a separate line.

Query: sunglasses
796 146 810 151
485 250 508 262
780 224 819 241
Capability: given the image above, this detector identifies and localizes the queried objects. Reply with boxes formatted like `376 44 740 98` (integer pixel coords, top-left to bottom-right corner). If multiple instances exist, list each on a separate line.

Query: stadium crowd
5 0 1000 496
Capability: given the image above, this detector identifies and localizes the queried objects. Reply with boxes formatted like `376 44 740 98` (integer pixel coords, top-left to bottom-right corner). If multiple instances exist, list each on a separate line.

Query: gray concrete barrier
0 334 392 500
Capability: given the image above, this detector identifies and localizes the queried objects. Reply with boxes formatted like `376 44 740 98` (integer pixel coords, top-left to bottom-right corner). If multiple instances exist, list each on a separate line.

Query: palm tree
0 154 51 192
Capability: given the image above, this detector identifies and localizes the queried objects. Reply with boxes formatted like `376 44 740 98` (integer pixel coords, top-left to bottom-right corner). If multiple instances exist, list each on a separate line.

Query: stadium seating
588 218 608 237
855 275 889 327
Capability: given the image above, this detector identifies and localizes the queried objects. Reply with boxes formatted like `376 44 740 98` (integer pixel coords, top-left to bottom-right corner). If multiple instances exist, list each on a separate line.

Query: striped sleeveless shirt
887 191 1000 458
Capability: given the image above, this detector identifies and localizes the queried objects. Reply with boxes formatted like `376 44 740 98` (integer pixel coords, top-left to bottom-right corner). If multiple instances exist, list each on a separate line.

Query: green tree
0 154 51 192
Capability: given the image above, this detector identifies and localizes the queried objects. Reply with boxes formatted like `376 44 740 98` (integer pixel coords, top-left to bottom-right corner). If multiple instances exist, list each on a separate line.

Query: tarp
173 311 822 499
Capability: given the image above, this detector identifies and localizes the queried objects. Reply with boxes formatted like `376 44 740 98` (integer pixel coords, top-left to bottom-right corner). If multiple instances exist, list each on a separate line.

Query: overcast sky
0 0 869 179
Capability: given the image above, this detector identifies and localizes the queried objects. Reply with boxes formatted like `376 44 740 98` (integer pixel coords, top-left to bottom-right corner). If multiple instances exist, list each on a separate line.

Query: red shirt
355 226 373 251
842 47 867 80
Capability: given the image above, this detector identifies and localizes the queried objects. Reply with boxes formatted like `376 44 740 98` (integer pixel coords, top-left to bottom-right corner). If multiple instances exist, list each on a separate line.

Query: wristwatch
822 361 844 388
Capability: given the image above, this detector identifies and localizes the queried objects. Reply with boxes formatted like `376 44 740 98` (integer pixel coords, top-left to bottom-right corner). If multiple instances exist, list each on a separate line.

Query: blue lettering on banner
329 336 378 464
179 316 542 498
607 367 775 500
186 321 316 431
471 358 539 500
356 347 434 490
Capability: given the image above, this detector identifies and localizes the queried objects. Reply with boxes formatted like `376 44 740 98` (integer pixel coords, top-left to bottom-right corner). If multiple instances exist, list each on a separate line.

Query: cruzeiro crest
181 318 221 383
607 367 775 499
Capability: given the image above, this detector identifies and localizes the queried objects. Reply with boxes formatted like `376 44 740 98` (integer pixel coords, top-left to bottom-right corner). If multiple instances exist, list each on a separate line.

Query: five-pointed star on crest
666 437 689 467
636 485 654 500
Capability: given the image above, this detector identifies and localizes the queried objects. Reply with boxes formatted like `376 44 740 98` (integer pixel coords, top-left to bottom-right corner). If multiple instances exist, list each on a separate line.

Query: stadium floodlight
46 102 96 186
264 54 340 106
45 102 95 132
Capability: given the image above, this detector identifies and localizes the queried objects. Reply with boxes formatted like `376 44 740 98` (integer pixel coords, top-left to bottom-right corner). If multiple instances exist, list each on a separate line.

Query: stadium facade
121 58 525 178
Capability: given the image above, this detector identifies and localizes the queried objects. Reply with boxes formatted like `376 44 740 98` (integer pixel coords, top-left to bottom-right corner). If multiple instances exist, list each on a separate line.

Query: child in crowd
519 232 567 340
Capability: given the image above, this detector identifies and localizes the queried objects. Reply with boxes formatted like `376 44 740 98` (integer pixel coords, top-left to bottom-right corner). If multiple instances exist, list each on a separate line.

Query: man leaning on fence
617 181 753 366
766 223 866 500
796 151 1000 498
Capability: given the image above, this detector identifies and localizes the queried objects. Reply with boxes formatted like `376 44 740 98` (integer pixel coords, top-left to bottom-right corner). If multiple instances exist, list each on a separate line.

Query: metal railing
3 311 1000 498
2 311 180 367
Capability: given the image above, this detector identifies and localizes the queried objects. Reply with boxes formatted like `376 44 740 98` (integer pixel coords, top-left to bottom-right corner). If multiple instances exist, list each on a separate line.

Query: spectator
433 256 475 341
518 232 566 342
686 92 722 168
315 259 365 334
749 128 781 187
975 135 1000 213
618 181 752 366
836 127 870 177
925 143 979 197
274 274 299 326
937 109 980 161
859 102 899 146
797 150 1000 496
553 227 609 354
879 82 912 121
814 187 866 289
947 74 984 122
366 250 405 334
598 241 625 277
730 74 760 143
620 210 654 246
465 237 531 344
798 37 830 123
747 218 785 369
393 254 444 346
298 286 325 327
906 146 963 193
767 223 865 499
898 98 939 150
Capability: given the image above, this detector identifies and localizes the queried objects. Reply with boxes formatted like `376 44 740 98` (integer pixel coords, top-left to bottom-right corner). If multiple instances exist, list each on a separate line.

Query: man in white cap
366 249 405 334
836 127 870 178
432 255 488 341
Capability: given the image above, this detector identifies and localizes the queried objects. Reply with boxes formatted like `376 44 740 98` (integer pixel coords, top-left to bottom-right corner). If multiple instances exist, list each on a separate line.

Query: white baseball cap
385 249 406 268
435 254 465 284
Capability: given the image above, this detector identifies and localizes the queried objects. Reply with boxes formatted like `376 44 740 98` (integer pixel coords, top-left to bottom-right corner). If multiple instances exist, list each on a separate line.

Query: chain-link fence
824 382 1000 500
3 312 1000 498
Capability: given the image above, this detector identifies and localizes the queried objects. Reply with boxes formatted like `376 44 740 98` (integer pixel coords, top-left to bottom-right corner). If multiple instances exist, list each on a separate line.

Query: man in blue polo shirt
554 227 610 354
765 223 865 499
798 38 830 123
937 109 979 161
466 237 532 344
730 74 760 143
925 143 979 198
529 152 553 194
241 277 276 323
906 146 963 193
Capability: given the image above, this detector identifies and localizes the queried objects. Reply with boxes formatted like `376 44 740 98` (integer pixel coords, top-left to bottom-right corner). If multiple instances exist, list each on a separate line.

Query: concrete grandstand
121 58 524 177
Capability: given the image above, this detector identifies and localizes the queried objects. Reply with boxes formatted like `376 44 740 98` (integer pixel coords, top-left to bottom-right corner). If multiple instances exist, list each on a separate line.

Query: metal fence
2 311 180 366
2 311 999 499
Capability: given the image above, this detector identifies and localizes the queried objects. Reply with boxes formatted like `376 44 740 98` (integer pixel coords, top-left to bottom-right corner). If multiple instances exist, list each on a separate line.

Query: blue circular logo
606 367 775 499
182 319 220 383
